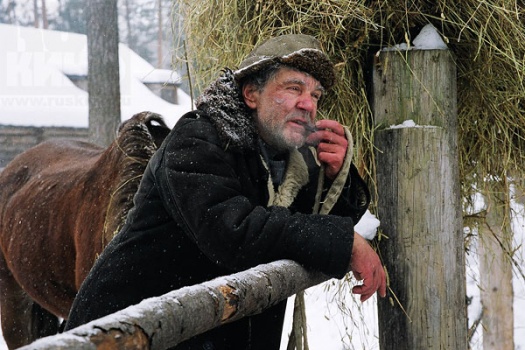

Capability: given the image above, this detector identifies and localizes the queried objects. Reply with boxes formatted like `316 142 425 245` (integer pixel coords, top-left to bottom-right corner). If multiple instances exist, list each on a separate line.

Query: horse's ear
149 124 171 149
141 112 170 149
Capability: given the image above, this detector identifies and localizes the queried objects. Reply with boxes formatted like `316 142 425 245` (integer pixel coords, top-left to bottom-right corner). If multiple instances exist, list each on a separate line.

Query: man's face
243 67 324 151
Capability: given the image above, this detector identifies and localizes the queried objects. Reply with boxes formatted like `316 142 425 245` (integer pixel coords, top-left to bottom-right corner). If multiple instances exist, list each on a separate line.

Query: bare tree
33 0 39 27
41 0 48 28
157 0 162 68
86 0 121 147
123 0 133 49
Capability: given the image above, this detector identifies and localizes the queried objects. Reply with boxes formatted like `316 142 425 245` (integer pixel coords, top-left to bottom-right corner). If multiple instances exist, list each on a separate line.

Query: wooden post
372 49 468 349
478 181 514 350
18 260 327 350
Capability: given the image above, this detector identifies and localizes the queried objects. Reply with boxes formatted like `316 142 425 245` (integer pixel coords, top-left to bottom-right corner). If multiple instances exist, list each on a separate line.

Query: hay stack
176 0 525 206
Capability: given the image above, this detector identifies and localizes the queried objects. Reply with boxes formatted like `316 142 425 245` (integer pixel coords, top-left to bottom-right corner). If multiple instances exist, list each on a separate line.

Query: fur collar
195 69 258 152
263 149 309 208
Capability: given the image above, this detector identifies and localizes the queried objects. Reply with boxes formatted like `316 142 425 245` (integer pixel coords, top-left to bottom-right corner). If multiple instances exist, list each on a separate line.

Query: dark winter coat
65 69 370 349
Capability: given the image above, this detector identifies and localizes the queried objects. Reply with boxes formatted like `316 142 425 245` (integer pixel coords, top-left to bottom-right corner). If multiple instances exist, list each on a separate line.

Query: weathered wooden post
372 44 468 348
478 182 514 350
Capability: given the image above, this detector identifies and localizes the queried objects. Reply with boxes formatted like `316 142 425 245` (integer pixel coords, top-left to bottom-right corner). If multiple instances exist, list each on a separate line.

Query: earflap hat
234 34 336 90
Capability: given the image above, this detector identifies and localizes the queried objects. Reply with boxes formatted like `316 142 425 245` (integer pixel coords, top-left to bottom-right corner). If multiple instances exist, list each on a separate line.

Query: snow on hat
234 34 336 90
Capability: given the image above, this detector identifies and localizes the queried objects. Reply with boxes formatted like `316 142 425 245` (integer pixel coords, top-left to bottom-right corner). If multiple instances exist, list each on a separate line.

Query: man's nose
296 94 317 113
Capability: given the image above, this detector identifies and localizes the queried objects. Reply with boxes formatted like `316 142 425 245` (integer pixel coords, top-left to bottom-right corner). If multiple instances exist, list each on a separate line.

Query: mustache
294 119 318 134
285 113 317 134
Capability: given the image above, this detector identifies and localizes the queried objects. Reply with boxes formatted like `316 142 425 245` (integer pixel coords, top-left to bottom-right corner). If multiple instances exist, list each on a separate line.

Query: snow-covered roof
140 68 182 84
0 23 192 128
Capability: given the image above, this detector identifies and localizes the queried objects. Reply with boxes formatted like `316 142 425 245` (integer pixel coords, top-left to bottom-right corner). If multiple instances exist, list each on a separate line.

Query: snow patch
383 24 448 52
388 119 438 129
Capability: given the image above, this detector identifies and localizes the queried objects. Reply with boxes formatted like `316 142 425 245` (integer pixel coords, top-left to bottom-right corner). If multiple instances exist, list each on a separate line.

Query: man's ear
242 84 258 109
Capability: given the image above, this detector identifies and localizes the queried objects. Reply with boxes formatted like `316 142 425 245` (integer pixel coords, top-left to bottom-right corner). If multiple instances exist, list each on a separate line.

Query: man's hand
306 119 347 180
349 232 387 302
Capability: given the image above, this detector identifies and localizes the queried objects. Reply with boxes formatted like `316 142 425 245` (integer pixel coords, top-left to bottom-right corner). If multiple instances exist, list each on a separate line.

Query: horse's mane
102 111 170 245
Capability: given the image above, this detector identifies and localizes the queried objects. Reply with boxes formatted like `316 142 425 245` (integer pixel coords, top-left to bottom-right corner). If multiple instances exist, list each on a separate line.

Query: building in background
0 23 192 167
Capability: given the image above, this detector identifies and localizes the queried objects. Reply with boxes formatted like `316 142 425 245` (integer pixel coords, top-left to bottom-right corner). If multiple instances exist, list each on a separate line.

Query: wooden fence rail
19 260 327 350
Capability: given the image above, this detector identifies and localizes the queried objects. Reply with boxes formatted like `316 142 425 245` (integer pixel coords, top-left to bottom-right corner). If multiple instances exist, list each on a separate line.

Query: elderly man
65 34 386 349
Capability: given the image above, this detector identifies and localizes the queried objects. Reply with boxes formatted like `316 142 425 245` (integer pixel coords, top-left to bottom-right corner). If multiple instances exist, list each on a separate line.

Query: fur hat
234 34 336 90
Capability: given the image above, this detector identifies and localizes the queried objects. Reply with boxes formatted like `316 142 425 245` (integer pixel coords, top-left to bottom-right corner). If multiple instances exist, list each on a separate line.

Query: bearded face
242 67 323 151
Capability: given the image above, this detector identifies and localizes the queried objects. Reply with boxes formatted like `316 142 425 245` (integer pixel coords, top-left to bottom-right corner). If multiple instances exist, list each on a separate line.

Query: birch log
19 260 326 350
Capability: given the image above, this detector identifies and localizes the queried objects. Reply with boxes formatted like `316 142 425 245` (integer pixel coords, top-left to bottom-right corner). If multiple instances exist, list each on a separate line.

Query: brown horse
0 111 171 349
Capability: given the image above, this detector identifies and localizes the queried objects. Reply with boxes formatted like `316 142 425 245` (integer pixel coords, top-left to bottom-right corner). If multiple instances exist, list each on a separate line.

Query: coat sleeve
155 114 356 278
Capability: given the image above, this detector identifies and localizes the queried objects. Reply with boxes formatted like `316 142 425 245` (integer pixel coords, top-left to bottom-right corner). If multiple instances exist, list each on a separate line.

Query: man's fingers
317 141 345 153
352 265 387 301
315 119 345 136
352 284 374 302
317 152 341 168
315 129 347 146
314 132 347 180
352 277 375 297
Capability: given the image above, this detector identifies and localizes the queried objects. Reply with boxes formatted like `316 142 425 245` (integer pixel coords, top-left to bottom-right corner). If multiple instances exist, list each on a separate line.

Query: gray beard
256 120 305 152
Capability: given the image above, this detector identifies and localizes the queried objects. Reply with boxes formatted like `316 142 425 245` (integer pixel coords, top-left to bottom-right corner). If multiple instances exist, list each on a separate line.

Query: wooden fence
0 125 88 168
